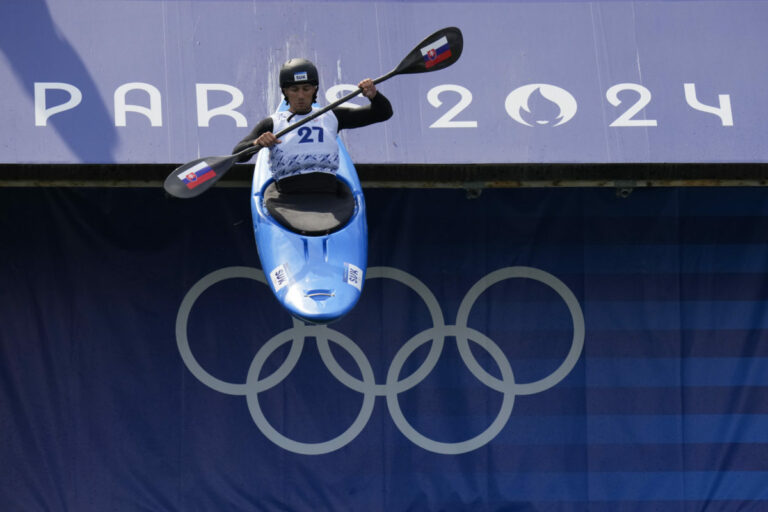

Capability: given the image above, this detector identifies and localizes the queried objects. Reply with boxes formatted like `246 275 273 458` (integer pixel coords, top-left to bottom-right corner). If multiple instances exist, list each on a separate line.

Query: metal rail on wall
1 163 767 191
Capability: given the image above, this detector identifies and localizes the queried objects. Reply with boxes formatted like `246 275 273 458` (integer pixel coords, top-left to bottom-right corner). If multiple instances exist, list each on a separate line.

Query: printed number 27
298 126 324 143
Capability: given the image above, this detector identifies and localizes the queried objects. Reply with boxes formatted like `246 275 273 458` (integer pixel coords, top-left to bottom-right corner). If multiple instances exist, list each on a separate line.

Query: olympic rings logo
176 266 585 455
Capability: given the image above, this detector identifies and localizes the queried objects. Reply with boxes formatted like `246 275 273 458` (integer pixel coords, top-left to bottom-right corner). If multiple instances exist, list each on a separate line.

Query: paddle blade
163 154 237 198
393 27 463 76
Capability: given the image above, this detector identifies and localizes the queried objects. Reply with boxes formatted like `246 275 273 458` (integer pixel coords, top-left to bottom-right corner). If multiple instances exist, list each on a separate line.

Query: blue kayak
250 110 367 324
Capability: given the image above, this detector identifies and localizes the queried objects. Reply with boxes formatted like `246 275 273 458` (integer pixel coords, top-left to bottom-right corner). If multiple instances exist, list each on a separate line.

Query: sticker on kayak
344 263 363 291
177 161 216 189
269 264 291 292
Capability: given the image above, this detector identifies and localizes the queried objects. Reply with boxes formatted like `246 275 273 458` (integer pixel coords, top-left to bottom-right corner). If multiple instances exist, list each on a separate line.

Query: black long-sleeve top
232 92 393 161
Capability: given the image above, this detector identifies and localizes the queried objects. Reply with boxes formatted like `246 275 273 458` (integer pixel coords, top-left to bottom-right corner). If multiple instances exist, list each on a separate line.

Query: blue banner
1 0 767 164
1 186 767 510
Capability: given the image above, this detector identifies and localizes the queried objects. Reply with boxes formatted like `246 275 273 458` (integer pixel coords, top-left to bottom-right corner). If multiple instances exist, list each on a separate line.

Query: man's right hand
255 132 280 147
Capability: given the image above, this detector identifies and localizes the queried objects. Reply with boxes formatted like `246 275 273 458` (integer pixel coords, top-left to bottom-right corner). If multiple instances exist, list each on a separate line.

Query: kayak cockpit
263 178 355 236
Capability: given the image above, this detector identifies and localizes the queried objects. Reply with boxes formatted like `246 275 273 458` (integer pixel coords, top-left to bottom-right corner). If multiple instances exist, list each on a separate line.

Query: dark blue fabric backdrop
1 187 767 510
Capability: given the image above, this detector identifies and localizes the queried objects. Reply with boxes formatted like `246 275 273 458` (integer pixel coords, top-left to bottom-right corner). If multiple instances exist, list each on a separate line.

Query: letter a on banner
114 82 163 127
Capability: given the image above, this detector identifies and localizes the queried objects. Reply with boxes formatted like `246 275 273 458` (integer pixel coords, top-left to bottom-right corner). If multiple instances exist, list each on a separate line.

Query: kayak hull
250 134 367 324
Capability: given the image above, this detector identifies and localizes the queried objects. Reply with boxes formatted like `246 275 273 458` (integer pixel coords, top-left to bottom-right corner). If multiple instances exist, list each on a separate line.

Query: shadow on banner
0 0 117 163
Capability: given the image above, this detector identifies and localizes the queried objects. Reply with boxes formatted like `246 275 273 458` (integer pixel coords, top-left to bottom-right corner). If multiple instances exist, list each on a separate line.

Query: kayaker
233 58 393 194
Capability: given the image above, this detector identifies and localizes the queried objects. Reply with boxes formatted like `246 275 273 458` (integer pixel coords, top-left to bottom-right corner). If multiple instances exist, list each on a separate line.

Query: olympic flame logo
505 84 578 127
176 266 585 455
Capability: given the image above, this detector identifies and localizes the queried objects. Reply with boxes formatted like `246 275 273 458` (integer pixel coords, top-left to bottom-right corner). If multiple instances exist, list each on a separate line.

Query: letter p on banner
34 82 83 126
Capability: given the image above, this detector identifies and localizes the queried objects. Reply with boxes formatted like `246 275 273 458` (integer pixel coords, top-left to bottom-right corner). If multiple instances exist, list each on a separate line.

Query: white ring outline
316 266 446 396
245 326 377 455
455 266 585 396
385 325 516 455
175 265 585 454
175 266 302 396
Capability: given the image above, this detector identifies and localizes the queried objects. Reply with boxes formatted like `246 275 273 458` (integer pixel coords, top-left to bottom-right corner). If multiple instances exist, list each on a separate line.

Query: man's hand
358 78 377 99
254 131 280 147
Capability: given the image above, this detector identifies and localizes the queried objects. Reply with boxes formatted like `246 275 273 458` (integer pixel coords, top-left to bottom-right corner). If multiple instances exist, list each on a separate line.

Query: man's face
284 84 317 113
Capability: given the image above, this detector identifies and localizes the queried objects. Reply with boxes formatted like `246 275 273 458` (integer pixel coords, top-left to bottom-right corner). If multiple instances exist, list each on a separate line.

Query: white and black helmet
279 58 319 88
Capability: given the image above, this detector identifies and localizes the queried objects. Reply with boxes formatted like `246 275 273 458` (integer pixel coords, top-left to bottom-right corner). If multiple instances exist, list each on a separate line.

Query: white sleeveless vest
269 108 339 180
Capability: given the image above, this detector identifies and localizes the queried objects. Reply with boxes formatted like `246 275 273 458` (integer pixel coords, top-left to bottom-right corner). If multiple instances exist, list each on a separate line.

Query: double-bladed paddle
164 27 463 198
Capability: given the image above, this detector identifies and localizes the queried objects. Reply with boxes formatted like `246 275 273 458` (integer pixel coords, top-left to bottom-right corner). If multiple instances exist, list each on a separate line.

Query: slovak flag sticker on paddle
420 36 452 69
177 161 217 189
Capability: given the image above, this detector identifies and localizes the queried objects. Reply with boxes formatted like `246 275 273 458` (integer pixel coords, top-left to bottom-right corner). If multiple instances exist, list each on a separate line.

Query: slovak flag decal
420 36 451 69
177 161 216 189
